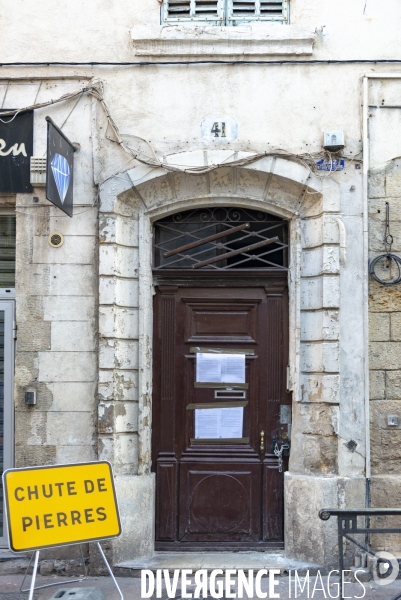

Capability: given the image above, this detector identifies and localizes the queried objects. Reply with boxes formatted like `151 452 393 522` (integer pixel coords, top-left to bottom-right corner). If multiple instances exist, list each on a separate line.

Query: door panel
179 463 260 541
152 276 290 550
185 300 259 343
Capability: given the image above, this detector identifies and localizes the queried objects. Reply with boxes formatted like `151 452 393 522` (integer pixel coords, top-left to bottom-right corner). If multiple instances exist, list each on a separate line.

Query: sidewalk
0 574 401 600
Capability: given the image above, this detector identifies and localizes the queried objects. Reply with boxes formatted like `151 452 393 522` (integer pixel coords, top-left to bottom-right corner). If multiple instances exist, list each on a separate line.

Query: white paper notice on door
196 353 245 384
195 407 244 439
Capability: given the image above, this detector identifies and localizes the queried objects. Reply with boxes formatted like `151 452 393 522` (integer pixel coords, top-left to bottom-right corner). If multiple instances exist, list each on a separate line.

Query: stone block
111 474 155 562
51 320 96 352
98 370 139 402
301 277 322 310
17 295 44 322
49 206 97 236
323 276 340 308
370 197 401 221
17 321 51 351
99 277 139 308
99 245 138 278
297 402 339 436
33 235 95 264
114 433 139 475
369 279 401 312
369 170 385 198
301 277 339 311
285 474 338 566
372 429 401 473
386 160 401 197
370 475 401 552
15 444 57 467
115 402 139 433
303 435 338 474
56 445 97 465
301 247 340 277
369 313 390 341
38 352 97 382
100 214 138 246
16 264 50 296
15 381 53 412
301 310 339 342
49 265 95 296
370 342 401 370
391 313 401 341
369 370 385 399
99 306 138 339
300 373 340 403
99 339 139 371
46 412 95 446
387 371 401 399
14 352 39 387
98 433 139 475
44 296 94 321
300 341 339 373
50 382 97 412
98 401 138 434
301 215 339 248
15 411 47 446
369 219 401 253
370 400 401 430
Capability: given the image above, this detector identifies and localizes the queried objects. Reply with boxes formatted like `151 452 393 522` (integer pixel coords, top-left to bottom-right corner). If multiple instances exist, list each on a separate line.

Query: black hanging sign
0 110 33 193
46 116 77 218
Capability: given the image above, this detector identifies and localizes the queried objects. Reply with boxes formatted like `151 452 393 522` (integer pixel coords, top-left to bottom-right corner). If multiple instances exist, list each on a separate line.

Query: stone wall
14 190 98 467
369 162 401 476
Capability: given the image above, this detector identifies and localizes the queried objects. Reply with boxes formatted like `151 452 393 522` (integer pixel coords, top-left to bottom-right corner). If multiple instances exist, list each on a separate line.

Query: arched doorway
151 207 292 551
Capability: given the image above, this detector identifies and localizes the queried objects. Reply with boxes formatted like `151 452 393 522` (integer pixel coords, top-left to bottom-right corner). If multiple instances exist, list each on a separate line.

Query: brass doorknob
260 430 265 452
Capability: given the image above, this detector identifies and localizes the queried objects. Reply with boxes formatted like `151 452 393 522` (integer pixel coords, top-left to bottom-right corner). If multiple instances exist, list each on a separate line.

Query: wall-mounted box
30 157 46 186
323 131 345 152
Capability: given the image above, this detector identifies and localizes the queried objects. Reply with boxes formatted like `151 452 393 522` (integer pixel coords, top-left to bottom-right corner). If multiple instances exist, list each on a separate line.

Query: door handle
260 430 265 453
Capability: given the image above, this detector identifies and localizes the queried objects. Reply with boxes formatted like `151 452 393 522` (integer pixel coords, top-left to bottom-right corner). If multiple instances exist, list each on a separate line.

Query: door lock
260 430 265 453
272 437 291 473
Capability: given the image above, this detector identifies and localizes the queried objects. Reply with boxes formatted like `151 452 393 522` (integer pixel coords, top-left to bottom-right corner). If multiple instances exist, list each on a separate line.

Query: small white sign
195 407 244 439
196 353 245 384
201 116 238 143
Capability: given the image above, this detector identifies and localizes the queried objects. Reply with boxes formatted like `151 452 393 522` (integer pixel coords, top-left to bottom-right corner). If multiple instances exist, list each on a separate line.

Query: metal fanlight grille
154 208 288 271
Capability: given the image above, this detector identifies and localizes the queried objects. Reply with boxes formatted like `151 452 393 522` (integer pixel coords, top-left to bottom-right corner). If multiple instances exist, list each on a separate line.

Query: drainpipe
362 76 371 505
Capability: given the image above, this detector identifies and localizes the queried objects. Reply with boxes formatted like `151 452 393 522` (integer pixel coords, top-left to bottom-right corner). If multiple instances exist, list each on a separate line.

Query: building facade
1 0 401 570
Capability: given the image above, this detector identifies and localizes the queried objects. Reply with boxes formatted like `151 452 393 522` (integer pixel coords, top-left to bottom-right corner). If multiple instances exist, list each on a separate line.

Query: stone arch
98 151 351 564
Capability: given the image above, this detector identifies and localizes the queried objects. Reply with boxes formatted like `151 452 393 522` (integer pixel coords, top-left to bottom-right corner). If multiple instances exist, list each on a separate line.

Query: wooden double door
152 272 290 551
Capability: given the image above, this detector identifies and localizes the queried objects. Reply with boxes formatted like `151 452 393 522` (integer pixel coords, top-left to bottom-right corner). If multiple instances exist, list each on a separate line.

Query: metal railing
319 508 401 600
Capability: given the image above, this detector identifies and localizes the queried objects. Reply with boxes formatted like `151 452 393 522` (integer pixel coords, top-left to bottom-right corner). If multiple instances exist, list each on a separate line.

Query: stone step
116 552 322 575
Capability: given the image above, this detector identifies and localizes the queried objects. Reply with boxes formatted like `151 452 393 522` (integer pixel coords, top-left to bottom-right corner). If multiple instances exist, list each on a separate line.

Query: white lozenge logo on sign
201 116 238 143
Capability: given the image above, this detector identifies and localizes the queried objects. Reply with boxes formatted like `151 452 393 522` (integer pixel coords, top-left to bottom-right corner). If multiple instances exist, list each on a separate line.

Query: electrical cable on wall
369 202 401 286
0 78 359 184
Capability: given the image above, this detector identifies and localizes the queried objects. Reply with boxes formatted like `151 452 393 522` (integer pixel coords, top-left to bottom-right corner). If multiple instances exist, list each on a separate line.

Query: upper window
162 0 289 25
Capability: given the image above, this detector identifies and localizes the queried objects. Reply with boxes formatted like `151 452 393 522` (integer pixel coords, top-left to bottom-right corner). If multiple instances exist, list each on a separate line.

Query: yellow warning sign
3 461 121 552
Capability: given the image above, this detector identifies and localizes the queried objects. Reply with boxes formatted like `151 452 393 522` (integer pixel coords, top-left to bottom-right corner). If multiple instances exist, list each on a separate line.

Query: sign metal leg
28 551 39 600
21 543 88 593
97 541 124 600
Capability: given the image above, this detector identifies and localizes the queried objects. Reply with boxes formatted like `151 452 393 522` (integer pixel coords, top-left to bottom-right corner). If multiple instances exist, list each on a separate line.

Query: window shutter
165 0 191 19
194 0 220 19
163 0 223 23
228 0 288 23
230 0 257 19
